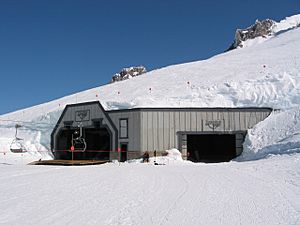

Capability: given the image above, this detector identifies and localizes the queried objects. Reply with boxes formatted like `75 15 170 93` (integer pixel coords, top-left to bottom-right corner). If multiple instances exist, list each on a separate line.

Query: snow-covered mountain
110 66 147 83
228 14 300 49
0 14 300 163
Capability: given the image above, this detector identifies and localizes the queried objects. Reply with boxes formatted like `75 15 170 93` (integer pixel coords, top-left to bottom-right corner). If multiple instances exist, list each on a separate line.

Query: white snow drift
0 153 299 225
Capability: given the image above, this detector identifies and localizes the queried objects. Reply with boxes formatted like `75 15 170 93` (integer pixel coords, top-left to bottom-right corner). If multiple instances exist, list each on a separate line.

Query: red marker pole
71 146 74 163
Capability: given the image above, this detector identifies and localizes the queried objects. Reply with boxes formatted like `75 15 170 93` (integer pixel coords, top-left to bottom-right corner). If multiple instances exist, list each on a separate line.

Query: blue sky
0 0 299 114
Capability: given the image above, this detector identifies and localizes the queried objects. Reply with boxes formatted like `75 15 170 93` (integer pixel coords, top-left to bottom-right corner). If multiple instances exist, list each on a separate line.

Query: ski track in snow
0 154 299 225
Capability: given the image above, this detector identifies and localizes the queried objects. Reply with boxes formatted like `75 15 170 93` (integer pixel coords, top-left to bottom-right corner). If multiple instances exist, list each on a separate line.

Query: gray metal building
51 101 272 162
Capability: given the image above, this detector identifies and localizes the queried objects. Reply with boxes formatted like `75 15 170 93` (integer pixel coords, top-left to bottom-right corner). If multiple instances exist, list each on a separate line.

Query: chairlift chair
71 123 87 152
71 137 87 151
10 124 27 153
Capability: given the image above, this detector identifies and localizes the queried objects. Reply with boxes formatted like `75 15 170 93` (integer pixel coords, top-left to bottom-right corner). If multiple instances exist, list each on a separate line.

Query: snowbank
165 148 183 161
273 14 300 33
150 148 184 165
127 148 185 165
237 107 300 161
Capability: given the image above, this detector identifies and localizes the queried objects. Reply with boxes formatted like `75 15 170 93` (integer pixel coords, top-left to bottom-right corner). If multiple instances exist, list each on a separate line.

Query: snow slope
241 14 300 48
0 15 300 161
0 154 299 225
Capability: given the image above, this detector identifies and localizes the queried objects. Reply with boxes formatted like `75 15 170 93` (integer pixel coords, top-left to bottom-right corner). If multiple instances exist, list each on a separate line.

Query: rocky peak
227 18 275 50
110 66 147 83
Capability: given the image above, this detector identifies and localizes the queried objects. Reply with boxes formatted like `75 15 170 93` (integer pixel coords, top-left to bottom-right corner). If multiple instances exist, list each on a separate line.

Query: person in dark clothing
142 151 150 163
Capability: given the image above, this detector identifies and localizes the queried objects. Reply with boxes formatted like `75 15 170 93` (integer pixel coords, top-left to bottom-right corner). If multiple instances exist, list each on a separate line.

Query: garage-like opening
187 134 237 163
55 127 111 160
85 128 110 160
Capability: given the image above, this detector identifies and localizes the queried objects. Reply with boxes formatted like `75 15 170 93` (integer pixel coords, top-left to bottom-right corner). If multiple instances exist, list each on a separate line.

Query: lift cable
0 118 78 132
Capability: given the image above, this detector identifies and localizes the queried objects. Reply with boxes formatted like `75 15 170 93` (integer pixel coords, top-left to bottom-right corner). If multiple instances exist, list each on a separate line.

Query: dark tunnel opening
55 127 111 160
187 134 237 163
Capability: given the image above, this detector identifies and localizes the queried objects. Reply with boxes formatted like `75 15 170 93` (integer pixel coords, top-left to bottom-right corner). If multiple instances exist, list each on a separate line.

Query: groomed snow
0 154 299 225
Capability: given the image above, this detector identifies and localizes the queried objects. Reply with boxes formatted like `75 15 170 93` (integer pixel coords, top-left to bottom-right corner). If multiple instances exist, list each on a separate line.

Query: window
119 119 128 138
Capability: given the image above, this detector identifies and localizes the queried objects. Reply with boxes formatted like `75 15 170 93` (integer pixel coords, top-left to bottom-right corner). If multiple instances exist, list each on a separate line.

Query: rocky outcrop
110 66 147 83
227 19 275 50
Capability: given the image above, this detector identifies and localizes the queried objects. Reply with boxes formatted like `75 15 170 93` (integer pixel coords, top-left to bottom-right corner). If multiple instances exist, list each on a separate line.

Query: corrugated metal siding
108 111 141 151
163 111 168 150
174 112 180 147
169 111 175 148
158 111 164 150
139 109 271 152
